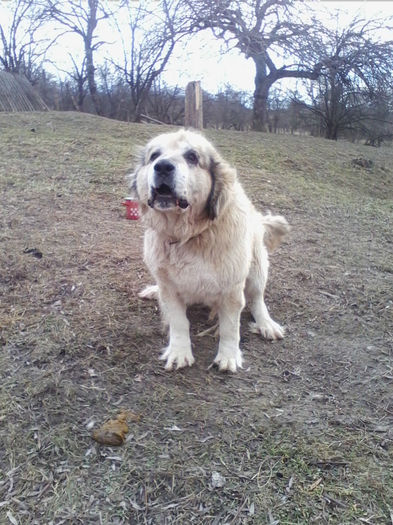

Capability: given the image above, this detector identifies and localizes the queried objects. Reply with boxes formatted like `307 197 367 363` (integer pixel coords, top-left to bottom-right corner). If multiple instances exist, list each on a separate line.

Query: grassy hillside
1 111 392 524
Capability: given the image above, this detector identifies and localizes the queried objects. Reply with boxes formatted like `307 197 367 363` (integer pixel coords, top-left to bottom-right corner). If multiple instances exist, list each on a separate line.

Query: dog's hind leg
245 245 284 341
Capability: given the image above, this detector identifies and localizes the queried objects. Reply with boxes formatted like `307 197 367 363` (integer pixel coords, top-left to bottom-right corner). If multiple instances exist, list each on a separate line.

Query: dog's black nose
153 160 175 189
154 160 175 176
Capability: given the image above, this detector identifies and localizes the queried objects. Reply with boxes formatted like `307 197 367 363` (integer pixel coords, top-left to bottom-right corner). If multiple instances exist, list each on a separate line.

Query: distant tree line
1 0 393 143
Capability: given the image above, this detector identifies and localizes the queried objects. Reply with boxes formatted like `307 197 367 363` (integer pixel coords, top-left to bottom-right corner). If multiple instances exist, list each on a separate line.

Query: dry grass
1 111 392 524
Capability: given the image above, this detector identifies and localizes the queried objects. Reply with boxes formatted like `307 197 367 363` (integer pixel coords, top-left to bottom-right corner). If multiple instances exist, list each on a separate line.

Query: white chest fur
144 225 252 307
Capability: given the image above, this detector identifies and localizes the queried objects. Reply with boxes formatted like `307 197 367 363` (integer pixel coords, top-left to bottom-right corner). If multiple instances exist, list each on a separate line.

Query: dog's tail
262 213 290 253
138 284 159 300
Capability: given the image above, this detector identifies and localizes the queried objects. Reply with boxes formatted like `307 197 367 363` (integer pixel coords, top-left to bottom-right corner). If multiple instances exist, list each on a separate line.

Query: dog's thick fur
129 129 289 372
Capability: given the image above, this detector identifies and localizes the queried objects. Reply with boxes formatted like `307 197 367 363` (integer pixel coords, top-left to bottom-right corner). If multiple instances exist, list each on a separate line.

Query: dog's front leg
213 289 245 372
159 289 195 370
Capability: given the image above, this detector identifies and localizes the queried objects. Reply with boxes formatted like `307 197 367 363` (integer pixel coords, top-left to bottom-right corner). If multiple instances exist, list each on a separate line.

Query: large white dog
129 129 289 372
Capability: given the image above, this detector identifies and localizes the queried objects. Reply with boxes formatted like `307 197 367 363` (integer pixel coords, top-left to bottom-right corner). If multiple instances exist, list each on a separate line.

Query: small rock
211 471 226 489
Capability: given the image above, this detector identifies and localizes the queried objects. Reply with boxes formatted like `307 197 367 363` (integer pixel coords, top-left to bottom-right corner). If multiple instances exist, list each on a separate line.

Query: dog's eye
150 151 161 162
185 150 198 165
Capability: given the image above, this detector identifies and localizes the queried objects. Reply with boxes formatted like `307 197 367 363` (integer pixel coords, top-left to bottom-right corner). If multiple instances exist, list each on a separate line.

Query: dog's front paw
213 348 243 373
249 320 284 340
160 345 195 370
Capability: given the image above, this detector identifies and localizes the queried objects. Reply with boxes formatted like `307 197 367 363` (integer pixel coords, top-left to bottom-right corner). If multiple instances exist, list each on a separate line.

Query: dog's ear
126 171 139 199
206 156 236 220
126 146 145 199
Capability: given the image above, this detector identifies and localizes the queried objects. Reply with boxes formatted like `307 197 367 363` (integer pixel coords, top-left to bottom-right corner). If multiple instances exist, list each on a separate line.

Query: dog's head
128 129 236 220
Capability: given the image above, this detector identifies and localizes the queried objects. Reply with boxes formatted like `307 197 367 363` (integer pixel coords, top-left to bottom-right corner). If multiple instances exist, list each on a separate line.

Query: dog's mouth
148 184 189 210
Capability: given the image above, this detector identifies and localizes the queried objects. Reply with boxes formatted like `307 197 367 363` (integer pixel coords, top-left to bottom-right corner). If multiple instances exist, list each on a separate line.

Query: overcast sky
1 0 392 95
160 0 393 94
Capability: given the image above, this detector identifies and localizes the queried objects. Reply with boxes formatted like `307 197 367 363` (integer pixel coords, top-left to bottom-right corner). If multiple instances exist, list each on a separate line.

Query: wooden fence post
185 81 203 129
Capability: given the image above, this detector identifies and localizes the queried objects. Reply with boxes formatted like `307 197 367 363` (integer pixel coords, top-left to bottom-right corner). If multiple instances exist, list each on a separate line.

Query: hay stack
0 71 47 112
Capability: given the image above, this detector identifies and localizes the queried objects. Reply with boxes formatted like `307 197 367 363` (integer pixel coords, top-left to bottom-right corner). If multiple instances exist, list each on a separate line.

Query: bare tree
184 0 324 131
0 0 50 82
361 92 393 146
293 16 393 140
44 0 118 115
147 80 184 124
268 87 290 133
203 85 251 130
112 0 191 122
58 54 88 111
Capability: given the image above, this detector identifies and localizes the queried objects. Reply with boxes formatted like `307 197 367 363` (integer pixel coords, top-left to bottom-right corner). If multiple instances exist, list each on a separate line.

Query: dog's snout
153 159 175 190
154 160 174 176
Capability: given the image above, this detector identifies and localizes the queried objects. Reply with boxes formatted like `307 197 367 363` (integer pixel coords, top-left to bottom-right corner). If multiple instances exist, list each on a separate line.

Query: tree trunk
134 100 143 122
325 123 338 140
85 0 102 116
252 56 272 132
251 53 322 132
85 46 101 115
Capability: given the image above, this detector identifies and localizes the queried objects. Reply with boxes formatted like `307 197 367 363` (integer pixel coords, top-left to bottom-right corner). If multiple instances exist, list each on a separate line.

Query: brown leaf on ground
92 411 140 446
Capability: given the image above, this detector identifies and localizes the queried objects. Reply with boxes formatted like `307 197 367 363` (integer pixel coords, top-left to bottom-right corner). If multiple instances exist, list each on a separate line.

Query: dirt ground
0 112 392 524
